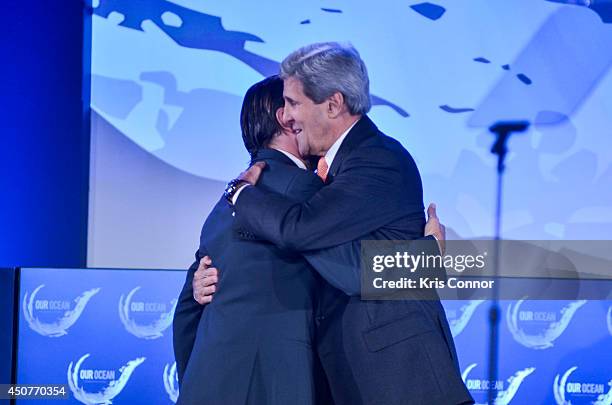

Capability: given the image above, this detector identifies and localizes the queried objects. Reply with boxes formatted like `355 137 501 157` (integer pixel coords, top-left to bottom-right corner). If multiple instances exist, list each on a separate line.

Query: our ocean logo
462 363 535 405
67 353 146 405
506 299 586 349
553 366 612 405
163 362 179 403
445 300 485 338
22 284 100 337
119 286 177 339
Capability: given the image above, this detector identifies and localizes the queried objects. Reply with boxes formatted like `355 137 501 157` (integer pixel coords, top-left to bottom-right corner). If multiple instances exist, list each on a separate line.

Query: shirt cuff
232 184 251 205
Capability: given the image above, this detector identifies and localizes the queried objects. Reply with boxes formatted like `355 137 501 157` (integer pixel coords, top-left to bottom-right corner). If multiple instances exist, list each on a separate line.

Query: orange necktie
317 157 329 182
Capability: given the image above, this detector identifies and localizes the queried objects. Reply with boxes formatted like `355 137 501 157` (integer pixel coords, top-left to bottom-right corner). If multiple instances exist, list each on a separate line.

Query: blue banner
17 268 612 404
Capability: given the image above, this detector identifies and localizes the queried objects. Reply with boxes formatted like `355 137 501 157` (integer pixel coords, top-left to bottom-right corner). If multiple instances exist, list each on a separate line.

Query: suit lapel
328 115 379 177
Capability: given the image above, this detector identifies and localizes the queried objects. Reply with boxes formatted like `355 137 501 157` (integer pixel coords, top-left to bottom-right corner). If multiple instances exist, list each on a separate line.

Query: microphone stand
487 121 529 405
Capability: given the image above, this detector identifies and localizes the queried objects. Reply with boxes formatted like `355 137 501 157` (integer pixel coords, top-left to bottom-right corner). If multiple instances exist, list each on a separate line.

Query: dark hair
240 75 284 158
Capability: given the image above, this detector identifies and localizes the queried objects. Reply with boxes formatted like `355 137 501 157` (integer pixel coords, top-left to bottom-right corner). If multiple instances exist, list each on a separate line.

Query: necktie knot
317 157 329 182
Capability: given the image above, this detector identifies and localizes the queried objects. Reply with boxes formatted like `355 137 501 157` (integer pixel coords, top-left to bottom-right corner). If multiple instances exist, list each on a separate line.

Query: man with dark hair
240 75 285 158
226 43 473 405
173 75 329 404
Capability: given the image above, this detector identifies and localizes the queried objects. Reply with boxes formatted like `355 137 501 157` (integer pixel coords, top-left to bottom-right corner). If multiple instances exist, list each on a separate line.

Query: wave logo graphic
22 284 100 337
119 286 177 339
462 363 535 405
553 366 612 405
163 362 179 403
607 306 612 336
448 299 485 337
506 299 586 350
67 353 146 405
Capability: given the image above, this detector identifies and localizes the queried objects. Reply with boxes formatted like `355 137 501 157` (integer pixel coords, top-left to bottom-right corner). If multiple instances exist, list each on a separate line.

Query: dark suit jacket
234 116 474 405
173 149 333 405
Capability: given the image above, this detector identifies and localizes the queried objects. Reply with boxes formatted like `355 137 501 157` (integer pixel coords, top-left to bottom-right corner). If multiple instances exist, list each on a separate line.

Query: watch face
225 179 238 193
224 180 239 204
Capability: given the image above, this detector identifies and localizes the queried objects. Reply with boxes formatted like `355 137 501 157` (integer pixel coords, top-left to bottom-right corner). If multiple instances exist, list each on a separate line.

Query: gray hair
280 42 371 115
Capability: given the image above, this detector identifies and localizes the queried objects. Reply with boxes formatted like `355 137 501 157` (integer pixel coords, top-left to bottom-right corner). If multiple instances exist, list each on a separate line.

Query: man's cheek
297 134 310 154
297 133 306 148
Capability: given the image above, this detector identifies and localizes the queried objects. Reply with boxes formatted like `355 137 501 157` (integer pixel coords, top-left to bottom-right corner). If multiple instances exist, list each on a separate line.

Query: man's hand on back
424 203 446 255
238 161 266 186
192 256 219 304
226 161 267 205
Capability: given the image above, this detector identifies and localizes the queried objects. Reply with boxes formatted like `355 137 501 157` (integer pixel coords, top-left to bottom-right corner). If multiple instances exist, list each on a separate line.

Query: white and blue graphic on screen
89 0 612 240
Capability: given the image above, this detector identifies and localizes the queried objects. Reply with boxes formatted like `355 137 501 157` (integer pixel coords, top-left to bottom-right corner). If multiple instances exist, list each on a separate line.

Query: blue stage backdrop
17 268 183 405
87 0 612 269
17 268 612 404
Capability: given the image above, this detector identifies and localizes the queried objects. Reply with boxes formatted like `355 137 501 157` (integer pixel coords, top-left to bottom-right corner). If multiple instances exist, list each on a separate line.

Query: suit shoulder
257 161 302 192
349 130 418 169
285 169 323 202
256 161 322 201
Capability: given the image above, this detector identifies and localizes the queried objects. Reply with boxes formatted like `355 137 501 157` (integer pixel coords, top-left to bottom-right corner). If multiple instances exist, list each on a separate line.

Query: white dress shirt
278 149 307 170
319 118 360 170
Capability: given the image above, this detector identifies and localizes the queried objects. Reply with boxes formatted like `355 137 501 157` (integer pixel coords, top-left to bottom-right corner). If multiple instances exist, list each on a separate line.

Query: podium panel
12 268 612 404
17 267 185 404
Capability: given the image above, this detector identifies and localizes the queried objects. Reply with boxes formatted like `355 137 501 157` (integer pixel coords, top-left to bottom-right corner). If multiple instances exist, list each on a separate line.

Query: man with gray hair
226 42 473 404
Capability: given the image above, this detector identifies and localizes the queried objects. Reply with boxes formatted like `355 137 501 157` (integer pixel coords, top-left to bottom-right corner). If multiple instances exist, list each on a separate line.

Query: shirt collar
324 118 360 168
276 149 307 170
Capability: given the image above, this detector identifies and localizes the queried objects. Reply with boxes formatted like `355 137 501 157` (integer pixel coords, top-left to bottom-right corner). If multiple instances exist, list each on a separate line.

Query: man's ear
326 92 345 118
276 107 292 134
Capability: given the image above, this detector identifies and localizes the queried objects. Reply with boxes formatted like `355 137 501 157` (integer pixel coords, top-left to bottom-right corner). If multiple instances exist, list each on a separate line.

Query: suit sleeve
172 247 206 387
303 240 362 296
232 168 324 242
303 235 441 297
234 147 420 251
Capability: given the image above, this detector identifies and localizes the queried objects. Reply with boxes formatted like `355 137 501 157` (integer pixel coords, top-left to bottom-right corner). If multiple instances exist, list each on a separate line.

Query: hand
192 256 219 305
238 161 266 185
424 203 446 255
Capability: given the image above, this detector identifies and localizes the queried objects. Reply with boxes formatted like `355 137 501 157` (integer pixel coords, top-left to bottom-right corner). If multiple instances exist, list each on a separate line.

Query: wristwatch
224 178 248 205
